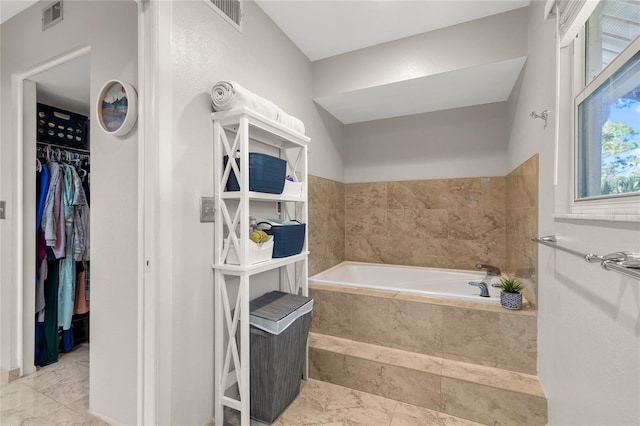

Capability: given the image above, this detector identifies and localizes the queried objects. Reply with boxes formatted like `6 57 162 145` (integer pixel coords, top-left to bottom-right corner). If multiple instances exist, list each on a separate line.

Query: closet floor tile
0 344 90 425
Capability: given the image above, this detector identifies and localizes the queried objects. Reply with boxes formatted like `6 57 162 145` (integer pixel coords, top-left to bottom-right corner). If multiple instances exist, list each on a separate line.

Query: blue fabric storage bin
259 220 306 258
223 152 286 194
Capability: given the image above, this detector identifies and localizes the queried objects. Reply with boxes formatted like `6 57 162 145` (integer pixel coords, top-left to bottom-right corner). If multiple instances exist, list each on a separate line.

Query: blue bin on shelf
223 152 286 194
258 220 306 258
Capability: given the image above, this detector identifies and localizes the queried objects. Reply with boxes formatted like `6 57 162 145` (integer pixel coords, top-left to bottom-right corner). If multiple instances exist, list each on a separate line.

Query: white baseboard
0 367 20 384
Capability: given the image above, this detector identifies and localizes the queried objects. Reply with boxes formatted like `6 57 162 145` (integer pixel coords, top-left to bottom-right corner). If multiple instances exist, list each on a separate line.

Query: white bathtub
309 261 502 303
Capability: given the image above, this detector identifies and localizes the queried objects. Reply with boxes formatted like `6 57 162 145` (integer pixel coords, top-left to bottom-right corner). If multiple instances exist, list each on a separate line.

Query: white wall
0 1 139 424
343 102 509 183
506 1 640 424
157 1 343 423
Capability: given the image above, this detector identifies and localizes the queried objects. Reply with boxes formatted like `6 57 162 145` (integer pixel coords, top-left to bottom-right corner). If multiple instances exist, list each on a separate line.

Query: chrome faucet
468 281 490 297
475 263 501 278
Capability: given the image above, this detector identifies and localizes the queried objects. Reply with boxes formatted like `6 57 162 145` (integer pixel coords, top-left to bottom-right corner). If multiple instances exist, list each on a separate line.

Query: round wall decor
96 80 138 137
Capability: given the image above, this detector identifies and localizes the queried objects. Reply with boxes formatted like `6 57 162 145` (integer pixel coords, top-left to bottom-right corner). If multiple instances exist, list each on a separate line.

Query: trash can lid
250 291 313 335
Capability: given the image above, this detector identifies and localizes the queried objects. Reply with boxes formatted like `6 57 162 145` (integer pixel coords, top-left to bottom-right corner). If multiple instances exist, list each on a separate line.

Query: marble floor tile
390 402 483 426
1 382 85 426
20 359 90 407
0 344 90 425
441 377 547 425
1 382 44 412
274 379 397 426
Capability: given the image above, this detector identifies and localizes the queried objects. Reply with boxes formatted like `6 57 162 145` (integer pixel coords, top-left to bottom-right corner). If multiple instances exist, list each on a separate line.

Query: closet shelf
212 252 309 276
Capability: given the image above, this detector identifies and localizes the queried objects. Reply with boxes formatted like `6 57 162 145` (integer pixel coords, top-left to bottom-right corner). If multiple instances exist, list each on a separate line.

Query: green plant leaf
500 277 523 293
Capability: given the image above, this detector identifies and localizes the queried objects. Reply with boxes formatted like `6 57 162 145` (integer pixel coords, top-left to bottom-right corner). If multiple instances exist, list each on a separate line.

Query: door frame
11 1 161 418
13 45 92 378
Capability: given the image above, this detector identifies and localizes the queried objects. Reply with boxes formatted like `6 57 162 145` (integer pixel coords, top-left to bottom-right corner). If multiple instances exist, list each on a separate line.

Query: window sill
554 213 640 223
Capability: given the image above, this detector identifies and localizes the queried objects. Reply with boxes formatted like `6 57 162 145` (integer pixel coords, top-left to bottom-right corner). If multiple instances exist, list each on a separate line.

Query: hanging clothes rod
532 235 640 281
37 141 89 154
37 143 90 163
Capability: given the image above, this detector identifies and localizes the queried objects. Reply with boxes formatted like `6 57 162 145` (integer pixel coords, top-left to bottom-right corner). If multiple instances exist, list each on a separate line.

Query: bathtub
309 261 502 303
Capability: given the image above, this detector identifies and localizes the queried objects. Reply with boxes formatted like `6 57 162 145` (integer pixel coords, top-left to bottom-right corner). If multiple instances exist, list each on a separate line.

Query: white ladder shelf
212 108 309 426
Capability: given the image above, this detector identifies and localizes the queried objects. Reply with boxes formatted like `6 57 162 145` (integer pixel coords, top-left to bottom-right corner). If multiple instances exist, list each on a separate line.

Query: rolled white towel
211 80 305 134
276 111 306 135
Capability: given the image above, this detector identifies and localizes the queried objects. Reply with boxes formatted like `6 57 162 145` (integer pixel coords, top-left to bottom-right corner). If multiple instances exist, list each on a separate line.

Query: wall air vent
204 0 242 31
42 0 63 31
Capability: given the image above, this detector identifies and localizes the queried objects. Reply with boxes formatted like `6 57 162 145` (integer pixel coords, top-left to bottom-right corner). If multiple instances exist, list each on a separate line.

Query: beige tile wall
506 154 539 306
308 156 538 290
308 175 345 276
344 178 506 270
310 287 538 374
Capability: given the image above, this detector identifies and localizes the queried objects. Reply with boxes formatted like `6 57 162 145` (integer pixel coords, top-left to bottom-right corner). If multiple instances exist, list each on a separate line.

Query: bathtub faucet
468 281 490 297
475 263 502 277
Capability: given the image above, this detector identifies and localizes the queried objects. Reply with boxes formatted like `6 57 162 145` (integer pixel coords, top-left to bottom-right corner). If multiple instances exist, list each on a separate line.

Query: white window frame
570 26 640 220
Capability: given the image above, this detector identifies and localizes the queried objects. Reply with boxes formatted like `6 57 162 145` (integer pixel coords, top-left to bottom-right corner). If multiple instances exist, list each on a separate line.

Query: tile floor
0 343 95 425
272 379 482 426
1 344 481 425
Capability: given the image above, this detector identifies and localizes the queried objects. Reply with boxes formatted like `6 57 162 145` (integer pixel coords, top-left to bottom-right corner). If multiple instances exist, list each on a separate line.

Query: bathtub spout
475 263 502 277
468 281 490 297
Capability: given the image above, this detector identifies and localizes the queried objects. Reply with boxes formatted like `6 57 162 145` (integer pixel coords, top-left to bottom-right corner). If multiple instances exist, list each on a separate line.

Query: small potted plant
499 277 524 310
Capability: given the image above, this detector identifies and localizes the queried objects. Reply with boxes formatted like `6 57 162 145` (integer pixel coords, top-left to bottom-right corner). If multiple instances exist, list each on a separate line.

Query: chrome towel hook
530 110 549 128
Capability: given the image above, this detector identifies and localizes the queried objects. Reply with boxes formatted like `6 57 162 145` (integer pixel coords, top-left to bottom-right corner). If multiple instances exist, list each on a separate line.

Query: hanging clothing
74 263 89 315
71 165 89 261
58 164 76 331
42 162 61 249
35 146 91 360
37 257 59 367
36 163 50 231
36 229 48 313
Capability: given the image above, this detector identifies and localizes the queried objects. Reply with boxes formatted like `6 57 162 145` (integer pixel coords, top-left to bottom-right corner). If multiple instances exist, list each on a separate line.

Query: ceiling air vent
42 0 63 31
204 0 242 31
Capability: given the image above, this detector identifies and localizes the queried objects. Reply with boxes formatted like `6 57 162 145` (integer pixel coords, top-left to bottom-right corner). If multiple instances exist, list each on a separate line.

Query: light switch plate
200 197 215 223
0 200 5 219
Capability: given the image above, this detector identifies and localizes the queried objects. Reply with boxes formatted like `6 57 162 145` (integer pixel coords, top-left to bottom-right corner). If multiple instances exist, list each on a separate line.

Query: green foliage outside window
601 120 640 195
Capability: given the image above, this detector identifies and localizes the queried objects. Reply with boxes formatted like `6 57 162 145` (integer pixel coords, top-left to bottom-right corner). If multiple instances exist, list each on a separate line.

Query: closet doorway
21 50 91 390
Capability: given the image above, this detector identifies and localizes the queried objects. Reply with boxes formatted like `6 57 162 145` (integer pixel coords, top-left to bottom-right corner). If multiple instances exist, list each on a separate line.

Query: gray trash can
249 291 313 424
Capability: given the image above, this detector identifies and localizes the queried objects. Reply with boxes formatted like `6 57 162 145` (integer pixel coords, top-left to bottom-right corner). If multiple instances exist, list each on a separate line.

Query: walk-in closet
31 54 91 370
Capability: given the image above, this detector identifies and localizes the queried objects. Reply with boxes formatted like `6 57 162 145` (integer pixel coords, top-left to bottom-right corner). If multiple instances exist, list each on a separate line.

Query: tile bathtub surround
310 286 537 374
344 177 507 271
308 175 345 276
309 333 547 425
505 154 539 307
309 158 538 291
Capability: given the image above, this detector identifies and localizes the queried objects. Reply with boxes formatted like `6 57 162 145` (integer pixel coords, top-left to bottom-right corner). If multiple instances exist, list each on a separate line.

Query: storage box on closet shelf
226 234 274 265
281 176 304 197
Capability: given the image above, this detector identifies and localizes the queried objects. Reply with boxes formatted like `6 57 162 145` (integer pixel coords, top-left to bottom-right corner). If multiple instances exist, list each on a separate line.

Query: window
586 1 640 82
574 0 640 212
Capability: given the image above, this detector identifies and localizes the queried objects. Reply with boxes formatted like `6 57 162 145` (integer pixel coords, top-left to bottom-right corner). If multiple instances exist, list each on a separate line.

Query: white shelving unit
212 107 310 426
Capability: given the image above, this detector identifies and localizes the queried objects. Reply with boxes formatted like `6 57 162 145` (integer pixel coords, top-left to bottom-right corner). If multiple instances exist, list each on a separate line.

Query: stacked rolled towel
211 80 306 135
